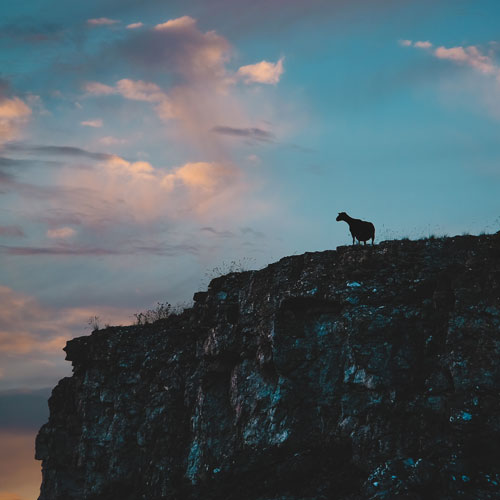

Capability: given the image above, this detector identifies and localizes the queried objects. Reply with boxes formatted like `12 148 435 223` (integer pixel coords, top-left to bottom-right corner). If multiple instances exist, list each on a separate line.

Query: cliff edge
36 235 500 500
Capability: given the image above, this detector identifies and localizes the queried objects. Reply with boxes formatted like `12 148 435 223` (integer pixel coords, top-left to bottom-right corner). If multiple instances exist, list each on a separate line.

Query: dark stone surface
36 235 500 499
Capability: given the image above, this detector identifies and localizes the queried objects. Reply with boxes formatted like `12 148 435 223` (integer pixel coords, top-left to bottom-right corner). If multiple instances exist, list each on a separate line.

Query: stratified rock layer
36 235 500 500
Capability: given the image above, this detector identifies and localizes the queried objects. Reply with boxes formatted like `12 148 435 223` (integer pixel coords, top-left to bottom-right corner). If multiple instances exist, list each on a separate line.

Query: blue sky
1 1 500 498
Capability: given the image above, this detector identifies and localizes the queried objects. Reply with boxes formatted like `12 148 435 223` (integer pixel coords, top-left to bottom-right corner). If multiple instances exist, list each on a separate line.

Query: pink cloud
126 22 144 30
46 227 76 239
0 96 31 144
87 18 119 26
85 79 174 120
414 40 432 49
84 17 287 160
434 45 495 74
98 136 126 146
56 153 246 223
84 81 115 95
80 118 103 128
237 57 285 84
401 39 497 76
0 285 131 356
154 16 196 31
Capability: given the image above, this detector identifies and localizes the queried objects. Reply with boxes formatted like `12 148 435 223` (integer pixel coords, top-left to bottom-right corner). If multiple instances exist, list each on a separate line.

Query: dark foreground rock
36 235 500 500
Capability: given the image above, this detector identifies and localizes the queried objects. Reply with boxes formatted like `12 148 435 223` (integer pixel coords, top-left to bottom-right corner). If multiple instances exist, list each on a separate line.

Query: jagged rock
36 235 500 500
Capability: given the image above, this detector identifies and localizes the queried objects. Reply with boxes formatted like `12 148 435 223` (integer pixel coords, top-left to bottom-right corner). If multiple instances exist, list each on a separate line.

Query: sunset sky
1 1 500 498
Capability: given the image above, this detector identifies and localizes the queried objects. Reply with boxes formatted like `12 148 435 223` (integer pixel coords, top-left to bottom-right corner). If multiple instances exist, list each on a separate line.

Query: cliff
36 234 500 500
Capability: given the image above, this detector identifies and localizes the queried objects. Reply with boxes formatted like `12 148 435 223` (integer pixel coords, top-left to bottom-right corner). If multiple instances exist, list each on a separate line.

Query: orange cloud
237 57 285 85
154 15 196 31
0 97 31 144
58 153 245 223
0 286 131 355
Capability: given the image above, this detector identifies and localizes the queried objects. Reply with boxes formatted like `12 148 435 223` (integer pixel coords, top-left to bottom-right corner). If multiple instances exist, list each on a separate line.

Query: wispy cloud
400 39 498 77
0 225 24 238
87 18 120 26
434 45 496 75
80 118 103 128
85 79 173 120
200 226 235 238
46 227 76 239
4 143 112 161
126 22 144 30
414 41 432 49
211 126 275 142
98 136 126 146
0 242 198 256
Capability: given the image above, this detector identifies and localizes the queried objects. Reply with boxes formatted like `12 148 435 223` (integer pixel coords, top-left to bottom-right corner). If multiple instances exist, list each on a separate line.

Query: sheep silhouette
336 212 375 245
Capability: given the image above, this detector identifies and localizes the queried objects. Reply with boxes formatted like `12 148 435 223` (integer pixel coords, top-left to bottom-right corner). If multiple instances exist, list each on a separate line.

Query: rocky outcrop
36 235 500 499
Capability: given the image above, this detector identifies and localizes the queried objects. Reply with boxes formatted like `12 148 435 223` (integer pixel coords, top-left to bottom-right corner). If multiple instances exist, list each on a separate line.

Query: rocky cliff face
36 235 500 500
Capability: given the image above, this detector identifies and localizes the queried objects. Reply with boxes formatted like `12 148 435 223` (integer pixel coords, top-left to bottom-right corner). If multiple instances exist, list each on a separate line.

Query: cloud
84 79 174 120
87 18 120 26
0 21 64 44
0 242 198 257
4 143 112 161
0 97 31 144
434 45 495 75
84 81 115 95
400 40 497 77
200 226 235 238
237 57 285 84
414 41 432 49
46 227 75 239
211 125 275 142
115 79 174 119
399 39 432 49
84 16 288 162
126 22 144 29
154 16 196 31
0 225 24 238
115 15 231 84
55 153 247 224
80 118 103 128
98 136 126 146
0 285 131 356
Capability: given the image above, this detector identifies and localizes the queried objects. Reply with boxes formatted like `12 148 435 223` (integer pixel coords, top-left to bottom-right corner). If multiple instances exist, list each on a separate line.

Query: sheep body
336 212 375 245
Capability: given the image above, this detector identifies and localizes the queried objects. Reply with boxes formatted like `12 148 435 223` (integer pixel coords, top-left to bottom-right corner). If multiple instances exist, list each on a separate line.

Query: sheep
336 212 375 245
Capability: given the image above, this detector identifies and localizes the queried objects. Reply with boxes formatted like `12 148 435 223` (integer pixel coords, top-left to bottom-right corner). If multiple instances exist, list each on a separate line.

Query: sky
1 0 500 498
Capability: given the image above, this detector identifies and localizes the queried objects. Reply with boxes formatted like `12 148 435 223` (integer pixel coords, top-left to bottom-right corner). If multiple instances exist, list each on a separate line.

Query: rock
36 234 500 500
